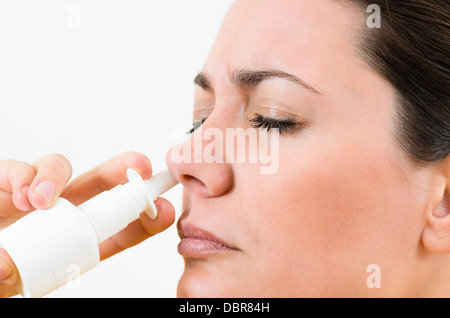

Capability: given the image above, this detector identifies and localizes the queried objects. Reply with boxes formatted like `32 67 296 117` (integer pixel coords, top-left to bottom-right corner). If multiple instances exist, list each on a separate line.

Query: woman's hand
0 152 175 297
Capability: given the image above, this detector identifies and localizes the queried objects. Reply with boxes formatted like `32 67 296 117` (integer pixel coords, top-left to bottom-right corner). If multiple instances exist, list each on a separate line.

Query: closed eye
187 114 302 135
187 118 208 135
250 114 300 135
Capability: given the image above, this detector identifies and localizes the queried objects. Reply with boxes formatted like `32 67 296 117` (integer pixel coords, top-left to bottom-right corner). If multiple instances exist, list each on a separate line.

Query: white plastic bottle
0 168 178 298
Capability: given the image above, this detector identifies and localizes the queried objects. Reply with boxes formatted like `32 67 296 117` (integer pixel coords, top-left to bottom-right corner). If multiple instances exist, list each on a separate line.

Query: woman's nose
166 124 234 198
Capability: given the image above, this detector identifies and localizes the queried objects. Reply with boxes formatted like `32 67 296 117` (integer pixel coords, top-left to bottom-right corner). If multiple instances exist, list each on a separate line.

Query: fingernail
34 180 55 203
0 259 12 281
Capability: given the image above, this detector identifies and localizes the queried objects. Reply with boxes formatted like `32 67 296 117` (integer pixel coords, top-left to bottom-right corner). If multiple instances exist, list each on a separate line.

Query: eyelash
187 118 207 135
187 114 300 135
249 114 299 135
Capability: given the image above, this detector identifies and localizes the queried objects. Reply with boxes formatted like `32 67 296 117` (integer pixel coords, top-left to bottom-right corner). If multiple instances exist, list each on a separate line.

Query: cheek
240 129 424 296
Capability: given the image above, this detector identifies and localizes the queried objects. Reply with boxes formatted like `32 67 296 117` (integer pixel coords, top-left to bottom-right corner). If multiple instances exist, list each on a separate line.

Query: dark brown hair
349 0 449 165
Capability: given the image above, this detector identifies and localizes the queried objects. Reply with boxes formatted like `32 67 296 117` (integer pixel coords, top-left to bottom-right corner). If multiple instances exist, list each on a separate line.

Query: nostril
181 174 207 189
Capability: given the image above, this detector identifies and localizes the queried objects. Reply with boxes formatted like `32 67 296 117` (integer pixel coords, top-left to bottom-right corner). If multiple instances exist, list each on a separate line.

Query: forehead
204 0 362 90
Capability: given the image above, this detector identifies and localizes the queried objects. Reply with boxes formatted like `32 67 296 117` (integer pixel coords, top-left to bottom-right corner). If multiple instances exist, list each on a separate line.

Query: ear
422 158 450 254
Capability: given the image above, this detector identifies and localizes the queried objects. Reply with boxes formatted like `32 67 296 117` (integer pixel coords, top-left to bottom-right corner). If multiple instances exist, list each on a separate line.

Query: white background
0 0 234 297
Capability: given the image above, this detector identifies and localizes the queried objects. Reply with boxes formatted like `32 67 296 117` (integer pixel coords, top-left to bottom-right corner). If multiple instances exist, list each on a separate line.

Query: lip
177 222 238 258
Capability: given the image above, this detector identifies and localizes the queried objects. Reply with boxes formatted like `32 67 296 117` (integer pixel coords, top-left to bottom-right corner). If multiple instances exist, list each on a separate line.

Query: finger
99 197 176 260
62 151 152 206
28 154 73 210
0 248 19 298
139 198 176 237
0 160 36 212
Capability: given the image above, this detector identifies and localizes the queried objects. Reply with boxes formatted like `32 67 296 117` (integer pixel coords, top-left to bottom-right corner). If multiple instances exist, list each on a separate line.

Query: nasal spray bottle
0 168 178 298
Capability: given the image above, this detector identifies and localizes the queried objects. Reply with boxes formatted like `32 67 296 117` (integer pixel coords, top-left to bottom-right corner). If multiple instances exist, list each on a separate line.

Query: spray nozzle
126 169 178 219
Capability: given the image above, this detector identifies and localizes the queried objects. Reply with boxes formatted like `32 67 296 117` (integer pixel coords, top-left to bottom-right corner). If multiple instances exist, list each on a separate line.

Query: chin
177 269 222 298
176 260 246 298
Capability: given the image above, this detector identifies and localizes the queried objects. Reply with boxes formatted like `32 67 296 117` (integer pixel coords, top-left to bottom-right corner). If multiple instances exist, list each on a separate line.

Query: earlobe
422 191 450 254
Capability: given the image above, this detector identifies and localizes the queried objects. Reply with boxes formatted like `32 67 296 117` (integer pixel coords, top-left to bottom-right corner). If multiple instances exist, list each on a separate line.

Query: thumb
0 248 19 298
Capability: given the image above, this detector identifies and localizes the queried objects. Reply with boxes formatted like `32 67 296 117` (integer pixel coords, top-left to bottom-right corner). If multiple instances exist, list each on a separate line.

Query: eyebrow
194 72 212 91
194 69 321 95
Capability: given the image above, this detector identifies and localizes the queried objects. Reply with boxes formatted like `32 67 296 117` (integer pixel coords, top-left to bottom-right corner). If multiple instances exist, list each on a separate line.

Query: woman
1 0 449 297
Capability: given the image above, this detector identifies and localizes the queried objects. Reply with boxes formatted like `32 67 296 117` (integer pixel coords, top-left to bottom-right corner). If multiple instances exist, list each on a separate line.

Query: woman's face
167 0 436 297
